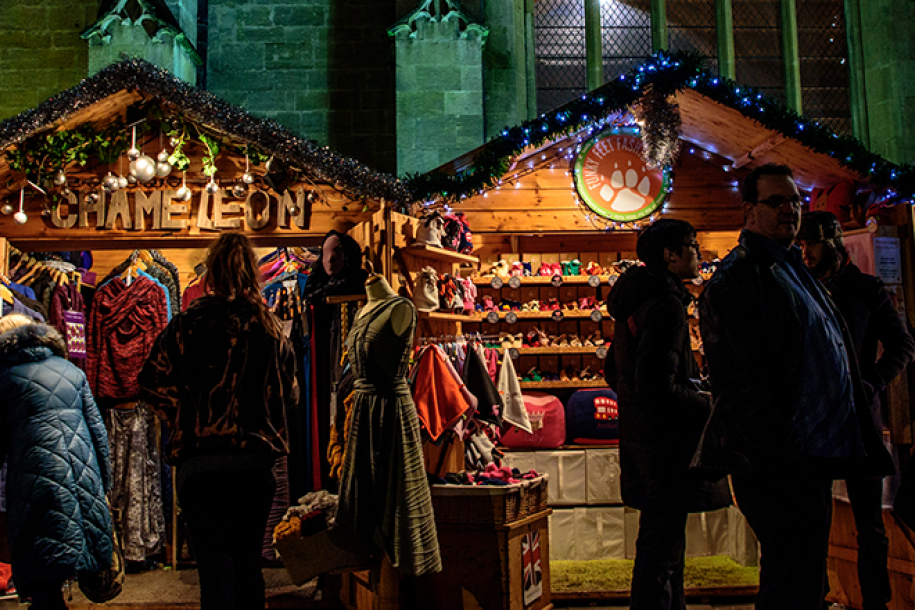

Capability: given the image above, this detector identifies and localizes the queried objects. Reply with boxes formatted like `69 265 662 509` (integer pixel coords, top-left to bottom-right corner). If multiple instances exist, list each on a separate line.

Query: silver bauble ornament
155 161 172 178
85 193 99 204
242 172 255 184
117 176 129 189
288 204 302 216
158 150 169 163
60 187 71 197
101 184 113 194
53 170 67 186
181 189 193 202
127 174 137 185
127 147 140 161
306 190 319 204
175 185 192 201
1 204 13 215
133 155 157 182
169 136 180 147
13 211 27 225
41 207 51 217
103 173 119 191
205 181 219 194
232 183 247 198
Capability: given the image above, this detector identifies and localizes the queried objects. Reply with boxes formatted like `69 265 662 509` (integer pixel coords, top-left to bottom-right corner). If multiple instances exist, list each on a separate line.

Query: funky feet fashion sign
573 129 671 222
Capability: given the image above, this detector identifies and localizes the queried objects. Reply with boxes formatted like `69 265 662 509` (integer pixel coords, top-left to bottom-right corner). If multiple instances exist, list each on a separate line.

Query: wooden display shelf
471 275 615 286
325 294 367 304
401 244 479 265
418 310 477 322
519 379 608 389
475 310 609 321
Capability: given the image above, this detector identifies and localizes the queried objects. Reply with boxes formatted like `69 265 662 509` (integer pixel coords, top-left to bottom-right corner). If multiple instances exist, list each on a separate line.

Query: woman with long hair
139 233 299 610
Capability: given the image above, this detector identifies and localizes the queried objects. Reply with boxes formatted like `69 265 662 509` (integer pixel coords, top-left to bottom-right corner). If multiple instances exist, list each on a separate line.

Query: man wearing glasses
695 164 893 609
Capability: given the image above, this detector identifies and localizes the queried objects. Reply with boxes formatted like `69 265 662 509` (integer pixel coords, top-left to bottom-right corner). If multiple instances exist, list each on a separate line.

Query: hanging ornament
117 176 129 189
156 160 173 178
103 173 119 192
1 203 13 215
53 170 67 187
169 136 180 147
127 125 140 160
175 172 192 202
131 154 157 183
242 153 255 184
13 190 27 225
61 186 71 197
306 190 319 204
232 183 247 198
41 206 52 217
288 202 302 216
158 149 169 163
85 193 99 204
633 85 682 169
127 174 137 185
205 179 220 195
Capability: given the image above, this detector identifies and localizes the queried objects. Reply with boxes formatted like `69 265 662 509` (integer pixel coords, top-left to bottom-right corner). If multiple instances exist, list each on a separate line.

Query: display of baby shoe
413 266 439 312
510 261 524 277
537 262 553 277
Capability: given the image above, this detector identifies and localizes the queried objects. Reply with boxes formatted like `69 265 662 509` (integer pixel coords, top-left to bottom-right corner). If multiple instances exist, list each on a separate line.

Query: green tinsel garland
407 50 915 204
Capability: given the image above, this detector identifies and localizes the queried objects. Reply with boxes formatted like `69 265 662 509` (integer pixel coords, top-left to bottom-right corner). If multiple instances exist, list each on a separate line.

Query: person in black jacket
697 164 893 610
607 219 730 610
797 211 914 610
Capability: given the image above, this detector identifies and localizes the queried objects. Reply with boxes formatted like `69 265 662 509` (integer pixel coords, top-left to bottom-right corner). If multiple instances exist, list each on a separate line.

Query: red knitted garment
87 276 168 400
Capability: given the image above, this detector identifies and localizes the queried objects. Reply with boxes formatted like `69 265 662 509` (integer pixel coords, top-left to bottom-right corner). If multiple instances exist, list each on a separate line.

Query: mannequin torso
359 274 412 337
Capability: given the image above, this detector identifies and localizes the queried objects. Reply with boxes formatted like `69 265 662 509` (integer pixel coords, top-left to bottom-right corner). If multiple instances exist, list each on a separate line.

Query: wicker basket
431 474 549 525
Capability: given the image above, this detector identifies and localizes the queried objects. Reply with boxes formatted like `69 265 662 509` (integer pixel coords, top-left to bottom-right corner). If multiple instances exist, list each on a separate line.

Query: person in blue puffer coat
0 314 113 610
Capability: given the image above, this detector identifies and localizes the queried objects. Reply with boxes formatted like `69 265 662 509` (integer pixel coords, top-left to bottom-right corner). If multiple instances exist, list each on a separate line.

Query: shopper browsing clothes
607 219 730 610
796 211 914 610
697 164 894 610
0 314 113 610
139 233 299 610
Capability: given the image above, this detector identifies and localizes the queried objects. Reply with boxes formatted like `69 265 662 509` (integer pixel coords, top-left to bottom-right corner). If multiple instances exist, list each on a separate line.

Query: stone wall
856 0 915 165
0 0 98 121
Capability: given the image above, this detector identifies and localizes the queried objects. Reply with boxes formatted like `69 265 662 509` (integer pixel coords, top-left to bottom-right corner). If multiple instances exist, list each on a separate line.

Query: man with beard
696 164 893 610
797 211 914 610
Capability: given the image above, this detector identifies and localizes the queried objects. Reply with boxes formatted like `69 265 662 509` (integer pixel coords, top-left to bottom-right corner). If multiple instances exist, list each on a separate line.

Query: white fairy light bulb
175 172 191 201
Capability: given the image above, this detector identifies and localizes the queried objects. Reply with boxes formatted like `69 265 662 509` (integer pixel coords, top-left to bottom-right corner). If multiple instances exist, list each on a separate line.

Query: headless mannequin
360 274 412 337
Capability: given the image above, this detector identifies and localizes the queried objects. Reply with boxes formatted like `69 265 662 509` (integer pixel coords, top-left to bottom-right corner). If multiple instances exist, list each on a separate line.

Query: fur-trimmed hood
0 322 68 365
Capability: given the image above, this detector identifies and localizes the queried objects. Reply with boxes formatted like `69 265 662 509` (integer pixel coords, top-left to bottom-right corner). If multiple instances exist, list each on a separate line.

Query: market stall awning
409 52 914 234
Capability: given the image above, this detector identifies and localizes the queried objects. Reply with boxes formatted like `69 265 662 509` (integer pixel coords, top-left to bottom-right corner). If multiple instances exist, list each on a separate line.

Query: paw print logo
599 160 655 213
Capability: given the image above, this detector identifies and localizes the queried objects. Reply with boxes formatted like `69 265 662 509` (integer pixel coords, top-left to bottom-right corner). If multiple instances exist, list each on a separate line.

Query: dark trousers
846 477 890 610
178 468 276 610
630 507 688 610
732 468 833 610
21 581 67 610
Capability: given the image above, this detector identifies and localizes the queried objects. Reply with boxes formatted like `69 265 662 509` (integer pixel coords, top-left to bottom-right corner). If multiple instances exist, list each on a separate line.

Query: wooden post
0 237 8 276
585 0 603 91
780 0 803 113
651 0 668 53
716 0 736 80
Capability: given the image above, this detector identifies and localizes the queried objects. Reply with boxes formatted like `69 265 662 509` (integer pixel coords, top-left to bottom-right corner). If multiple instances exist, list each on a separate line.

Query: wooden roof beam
732 134 787 169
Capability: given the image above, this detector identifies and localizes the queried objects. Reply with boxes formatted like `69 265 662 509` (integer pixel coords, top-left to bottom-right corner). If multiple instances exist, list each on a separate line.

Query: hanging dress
336 296 441 576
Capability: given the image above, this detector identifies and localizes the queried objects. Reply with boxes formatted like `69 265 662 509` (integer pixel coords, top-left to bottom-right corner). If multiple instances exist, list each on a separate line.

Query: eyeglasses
755 195 802 209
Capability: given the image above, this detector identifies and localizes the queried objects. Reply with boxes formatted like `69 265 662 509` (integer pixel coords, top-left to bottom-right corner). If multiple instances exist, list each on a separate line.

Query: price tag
508 276 521 289
508 348 520 360
590 310 603 323
487 312 500 324
551 310 564 322
491 277 504 289
551 274 563 287
505 312 519 325
596 346 608 360
588 275 600 288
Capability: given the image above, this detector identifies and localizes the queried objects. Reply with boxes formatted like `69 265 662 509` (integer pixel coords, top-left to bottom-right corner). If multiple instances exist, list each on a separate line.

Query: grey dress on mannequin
336 284 441 576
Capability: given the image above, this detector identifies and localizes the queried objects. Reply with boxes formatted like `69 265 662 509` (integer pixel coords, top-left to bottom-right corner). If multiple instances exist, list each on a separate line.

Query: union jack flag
522 530 543 604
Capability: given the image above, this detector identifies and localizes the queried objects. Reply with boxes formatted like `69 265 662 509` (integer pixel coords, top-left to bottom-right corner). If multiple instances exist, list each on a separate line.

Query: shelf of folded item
472 275 616 286
418 310 478 322
518 379 608 389
475 310 609 320
402 244 479 265
499 346 603 355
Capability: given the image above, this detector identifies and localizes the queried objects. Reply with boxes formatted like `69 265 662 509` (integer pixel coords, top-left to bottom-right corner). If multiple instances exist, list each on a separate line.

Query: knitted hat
797 210 844 246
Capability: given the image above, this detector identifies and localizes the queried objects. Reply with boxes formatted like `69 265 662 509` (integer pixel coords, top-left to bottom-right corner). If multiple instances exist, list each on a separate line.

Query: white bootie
413 266 439 312
415 212 444 248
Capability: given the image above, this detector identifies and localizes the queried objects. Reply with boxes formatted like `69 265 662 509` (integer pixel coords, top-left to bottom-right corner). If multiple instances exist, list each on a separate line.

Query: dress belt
354 378 411 397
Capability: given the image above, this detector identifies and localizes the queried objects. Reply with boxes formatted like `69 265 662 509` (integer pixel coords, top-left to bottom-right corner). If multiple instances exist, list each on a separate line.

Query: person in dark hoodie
607 219 729 610
797 211 914 610
139 234 299 610
0 314 113 610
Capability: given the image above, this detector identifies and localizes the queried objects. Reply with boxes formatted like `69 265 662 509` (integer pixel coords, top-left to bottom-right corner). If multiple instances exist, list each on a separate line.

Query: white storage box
534 450 587 506
549 506 626 561
585 448 622 504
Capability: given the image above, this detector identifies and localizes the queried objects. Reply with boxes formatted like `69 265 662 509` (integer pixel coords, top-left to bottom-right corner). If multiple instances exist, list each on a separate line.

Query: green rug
551 556 760 592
